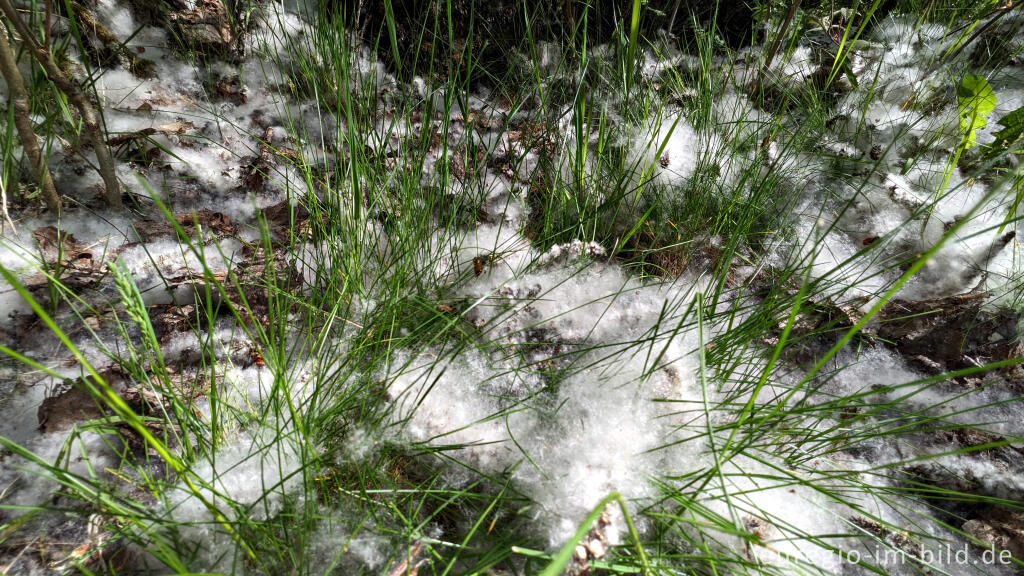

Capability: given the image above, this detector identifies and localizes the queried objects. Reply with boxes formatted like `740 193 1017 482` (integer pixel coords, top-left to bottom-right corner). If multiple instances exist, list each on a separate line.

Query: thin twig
753 0 802 97
667 0 682 38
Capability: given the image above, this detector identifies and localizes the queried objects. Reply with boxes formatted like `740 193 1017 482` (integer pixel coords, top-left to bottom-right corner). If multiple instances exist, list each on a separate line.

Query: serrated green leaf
997 106 1024 128
985 105 1024 159
993 105 1024 144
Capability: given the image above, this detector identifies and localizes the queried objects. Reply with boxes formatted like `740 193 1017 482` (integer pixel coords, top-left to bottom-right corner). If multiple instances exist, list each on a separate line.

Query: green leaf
841 57 859 89
983 105 1024 160
993 106 1024 149
957 74 997 114
957 73 997 149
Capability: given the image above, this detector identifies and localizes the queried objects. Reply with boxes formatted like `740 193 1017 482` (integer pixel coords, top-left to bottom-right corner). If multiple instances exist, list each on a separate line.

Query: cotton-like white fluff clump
304 513 393 573
837 348 1024 438
218 365 284 418
480 175 527 224
918 454 1024 501
712 93 773 144
769 148 833 199
831 19 959 161
250 1 310 55
250 4 394 95
777 45 816 86
785 148 1015 303
980 222 1023 305
637 41 691 84
466 246 705 361
511 340 703 547
775 204 897 310
386 348 539 475
837 100 926 160
531 41 564 77
462 247 708 347
835 173 944 261
167 328 335 425
116 237 243 306
466 259 617 342
163 426 305 572
698 456 848 575
896 179 1018 300
93 0 139 41
160 316 253 366
872 16 949 65
0 212 135 329
0 239 43 329
95 62 203 112
167 429 304 522
390 247 711 547
350 44 398 95
0 349 116 451
900 238 1002 300
82 1 325 220
0 430 116 518
628 109 742 201
427 219 535 287
627 111 703 187
536 239 606 267
387 338 706 548
819 347 924 398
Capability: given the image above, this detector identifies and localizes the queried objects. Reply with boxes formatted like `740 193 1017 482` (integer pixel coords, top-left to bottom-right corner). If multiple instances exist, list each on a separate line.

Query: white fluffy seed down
388 244 715 547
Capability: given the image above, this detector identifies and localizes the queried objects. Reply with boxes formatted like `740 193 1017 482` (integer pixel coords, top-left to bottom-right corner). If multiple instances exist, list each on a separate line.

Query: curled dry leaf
26 226 108 290
37 369 124 432
261 199 311 243
876 292 1023 384
168 0 242 61
106 120 196 146
963 508 1024 560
